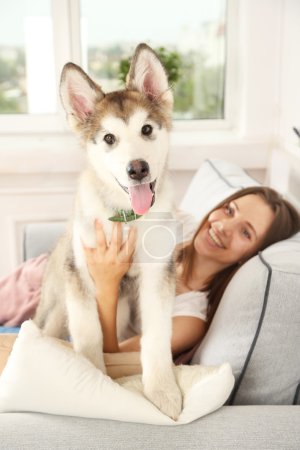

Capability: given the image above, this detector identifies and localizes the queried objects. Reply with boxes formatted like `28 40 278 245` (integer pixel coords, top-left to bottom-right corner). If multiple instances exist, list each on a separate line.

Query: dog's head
60 44 173 215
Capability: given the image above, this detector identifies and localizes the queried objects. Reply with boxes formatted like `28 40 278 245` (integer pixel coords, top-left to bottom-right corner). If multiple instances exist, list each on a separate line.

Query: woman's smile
199 225 226 254
207 227 225 249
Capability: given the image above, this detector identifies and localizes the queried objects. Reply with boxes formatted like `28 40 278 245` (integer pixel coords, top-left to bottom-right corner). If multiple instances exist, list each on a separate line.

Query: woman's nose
214 219 232 235
215 221 224 232
214 221 228 236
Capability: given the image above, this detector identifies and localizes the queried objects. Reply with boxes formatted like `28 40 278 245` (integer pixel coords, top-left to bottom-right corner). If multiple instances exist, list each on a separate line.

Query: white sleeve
172 291 208 322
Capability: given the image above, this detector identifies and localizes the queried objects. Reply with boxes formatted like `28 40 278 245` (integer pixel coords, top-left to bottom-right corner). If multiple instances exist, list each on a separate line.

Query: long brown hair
177 186 300 325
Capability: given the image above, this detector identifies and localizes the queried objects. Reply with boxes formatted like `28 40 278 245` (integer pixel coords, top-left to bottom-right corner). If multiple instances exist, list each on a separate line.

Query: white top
120 290 208 341
172 291 208 322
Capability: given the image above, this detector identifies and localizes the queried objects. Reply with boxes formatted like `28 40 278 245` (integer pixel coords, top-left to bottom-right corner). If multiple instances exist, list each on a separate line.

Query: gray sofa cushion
181 158 300 405
24 222 65 261
0 406 300 450
192 233 300 405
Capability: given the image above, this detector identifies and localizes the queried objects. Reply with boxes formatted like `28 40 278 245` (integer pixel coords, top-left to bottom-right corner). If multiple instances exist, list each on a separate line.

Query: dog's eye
141 124 153 136
103 134 116 145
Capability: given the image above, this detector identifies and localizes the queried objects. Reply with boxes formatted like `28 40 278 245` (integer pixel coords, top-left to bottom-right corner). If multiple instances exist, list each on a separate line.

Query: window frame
0 0 238 135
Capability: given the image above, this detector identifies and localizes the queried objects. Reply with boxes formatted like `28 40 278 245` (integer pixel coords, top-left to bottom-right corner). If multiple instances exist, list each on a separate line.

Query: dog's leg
34 271 68 339
139 264 182 420
65 273 106 373
37 305 68 339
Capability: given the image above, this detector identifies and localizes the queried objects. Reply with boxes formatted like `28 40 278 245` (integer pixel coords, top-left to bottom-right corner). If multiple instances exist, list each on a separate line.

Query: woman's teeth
209 228 225 248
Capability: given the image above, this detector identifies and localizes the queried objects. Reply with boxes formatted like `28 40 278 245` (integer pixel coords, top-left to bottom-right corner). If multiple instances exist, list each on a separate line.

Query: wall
267 0 300 209
278 0 300 148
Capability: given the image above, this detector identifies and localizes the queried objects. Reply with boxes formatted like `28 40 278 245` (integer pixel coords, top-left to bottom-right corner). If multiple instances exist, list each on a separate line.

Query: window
0 0 56 114
0 0 237 136
81 0 227 120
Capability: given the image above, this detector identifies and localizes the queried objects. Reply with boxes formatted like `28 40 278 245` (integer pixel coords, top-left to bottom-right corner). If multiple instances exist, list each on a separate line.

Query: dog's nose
126 159 149 181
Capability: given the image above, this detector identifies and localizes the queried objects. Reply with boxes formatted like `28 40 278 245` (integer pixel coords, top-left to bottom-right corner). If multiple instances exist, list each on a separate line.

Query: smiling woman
194 194 274 266
178 186 300 326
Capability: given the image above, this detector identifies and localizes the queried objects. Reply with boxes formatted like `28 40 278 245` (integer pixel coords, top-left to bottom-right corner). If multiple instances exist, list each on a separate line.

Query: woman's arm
118 316 207 356
96 283 120 353
171 316 207 357
119 335 141 352
83 220 137 353
84 221 206 356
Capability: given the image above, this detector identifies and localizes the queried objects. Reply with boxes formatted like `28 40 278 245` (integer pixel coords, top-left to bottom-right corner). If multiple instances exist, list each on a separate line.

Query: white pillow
0 321 234 425
180 158 259 221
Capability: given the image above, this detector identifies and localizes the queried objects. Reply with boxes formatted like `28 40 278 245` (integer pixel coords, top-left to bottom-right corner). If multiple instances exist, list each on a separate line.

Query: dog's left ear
126 43 173 109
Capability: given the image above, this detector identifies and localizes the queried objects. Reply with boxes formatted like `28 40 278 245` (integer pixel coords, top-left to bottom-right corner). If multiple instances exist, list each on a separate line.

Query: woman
83 186 300 362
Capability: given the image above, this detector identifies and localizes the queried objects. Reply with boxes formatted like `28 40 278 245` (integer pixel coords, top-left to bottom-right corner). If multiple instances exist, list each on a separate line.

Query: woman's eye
103 133 116 145
224 204 234 215
242 229 251 240
141 124 153 136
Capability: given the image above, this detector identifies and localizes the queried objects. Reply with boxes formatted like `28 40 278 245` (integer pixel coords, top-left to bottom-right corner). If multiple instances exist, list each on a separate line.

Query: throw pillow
192 233 300 405
0 321 234 424
179 158 259 221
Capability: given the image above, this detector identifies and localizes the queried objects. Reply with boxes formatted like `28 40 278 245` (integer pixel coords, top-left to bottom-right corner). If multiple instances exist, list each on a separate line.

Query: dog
34 43 182 419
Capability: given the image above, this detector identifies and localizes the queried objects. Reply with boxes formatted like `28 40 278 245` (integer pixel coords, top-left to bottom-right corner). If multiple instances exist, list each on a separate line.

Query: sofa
0 159 300 450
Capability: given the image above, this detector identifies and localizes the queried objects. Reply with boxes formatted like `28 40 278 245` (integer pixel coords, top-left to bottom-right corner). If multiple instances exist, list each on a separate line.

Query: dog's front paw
143 373 182 420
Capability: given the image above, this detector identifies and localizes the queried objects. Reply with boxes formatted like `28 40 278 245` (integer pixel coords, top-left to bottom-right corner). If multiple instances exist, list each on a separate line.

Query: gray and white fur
34 43 182 419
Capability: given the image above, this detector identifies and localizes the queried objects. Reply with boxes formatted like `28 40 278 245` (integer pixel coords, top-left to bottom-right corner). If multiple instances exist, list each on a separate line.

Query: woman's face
194 194 275 268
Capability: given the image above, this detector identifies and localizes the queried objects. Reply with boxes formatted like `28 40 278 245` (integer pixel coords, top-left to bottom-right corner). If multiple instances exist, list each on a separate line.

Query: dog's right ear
60 63 104 130
126 43 173 109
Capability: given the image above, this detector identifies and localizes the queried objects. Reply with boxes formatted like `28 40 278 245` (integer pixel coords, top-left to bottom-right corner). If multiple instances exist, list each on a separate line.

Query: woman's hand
82 221 137 353
83 220 137 292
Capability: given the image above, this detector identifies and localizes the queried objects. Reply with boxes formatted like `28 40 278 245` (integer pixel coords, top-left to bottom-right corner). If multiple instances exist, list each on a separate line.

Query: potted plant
118 46 182 86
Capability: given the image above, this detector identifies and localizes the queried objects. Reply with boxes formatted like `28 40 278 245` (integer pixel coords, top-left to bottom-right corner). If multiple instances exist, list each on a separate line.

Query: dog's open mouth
116 179 156 215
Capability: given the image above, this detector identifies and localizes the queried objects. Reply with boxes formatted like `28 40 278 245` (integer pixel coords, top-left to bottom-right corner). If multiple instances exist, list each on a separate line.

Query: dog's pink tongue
128 183 153 215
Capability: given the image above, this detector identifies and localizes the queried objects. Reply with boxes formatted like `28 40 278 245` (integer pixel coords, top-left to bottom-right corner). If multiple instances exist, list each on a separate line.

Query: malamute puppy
34 44 182 419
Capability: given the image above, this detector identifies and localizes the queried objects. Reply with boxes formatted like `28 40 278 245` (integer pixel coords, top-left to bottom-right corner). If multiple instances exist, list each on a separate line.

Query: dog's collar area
108 209 143 222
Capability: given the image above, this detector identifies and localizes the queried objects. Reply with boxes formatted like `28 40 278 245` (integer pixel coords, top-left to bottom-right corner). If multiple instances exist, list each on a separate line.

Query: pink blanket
0 255 48 327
